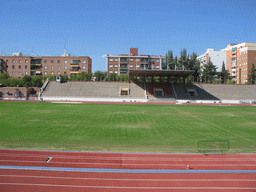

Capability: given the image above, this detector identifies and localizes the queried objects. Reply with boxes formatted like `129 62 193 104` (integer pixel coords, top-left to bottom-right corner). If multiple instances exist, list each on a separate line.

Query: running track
1 149 256 191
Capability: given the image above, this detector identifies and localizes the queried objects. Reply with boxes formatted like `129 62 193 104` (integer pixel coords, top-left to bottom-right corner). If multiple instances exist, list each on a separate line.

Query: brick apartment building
224 42 256 84
106 48 167 75
0 53 92 78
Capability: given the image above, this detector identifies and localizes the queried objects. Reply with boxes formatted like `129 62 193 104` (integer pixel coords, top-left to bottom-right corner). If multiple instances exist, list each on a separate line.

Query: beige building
0 53 92 78
224 42 256 84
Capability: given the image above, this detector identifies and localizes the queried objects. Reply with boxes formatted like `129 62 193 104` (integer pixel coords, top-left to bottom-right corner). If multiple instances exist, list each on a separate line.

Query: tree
21 75 32 87
202 61 217 83
220 62 230 84
166 50 175 70
248 63 256 84
0 73 10 80
179 49 190 70
94 71 107 81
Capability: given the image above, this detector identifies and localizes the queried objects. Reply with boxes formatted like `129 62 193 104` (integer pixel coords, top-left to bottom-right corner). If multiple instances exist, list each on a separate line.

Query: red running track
1 149 256 192
1 149 256 170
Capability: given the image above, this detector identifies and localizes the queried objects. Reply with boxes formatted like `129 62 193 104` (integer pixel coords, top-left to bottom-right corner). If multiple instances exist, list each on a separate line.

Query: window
51 60 54 63
12 60 15 63
155 65 160 69
109 58 113 61
82 66 86 69
44 60 47 63
25 60 28 63
114 71 118 74
64 72 67 74
44 66 47 69
136 59 140 62
129 59 133 61
57 71 60 75
109 65 113 68
114 65 118 68
51 71 54 74
114 59 118 62
64 60 67 63
12 71 15 74
12 65 15 69
64 66 67 69
57 60 60 63
25 71 28 74
25 65 28 69
18 65 21 69
109 71 113 73
156 59 160 62
51 66 54 69
18 71 22 75
82 60 86 63
57 66 60 69
19 60 22 63
44 71 47 75
129 65 133 68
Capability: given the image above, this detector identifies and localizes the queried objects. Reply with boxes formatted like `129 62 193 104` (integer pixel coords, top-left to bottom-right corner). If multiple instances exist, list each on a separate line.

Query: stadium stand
41 81 147 102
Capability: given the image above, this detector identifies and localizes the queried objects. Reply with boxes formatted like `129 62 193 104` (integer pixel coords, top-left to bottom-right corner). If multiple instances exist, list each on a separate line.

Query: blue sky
1 0 256 72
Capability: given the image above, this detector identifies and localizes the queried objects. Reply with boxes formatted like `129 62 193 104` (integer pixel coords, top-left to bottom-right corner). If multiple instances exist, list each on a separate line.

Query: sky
0 0 256 72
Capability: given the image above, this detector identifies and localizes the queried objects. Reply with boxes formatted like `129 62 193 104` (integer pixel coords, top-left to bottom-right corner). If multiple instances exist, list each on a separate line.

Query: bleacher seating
41 81 146 100
147 83 173 96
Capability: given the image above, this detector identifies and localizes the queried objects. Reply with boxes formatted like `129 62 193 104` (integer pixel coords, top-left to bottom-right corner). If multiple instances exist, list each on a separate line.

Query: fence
198 139 230 154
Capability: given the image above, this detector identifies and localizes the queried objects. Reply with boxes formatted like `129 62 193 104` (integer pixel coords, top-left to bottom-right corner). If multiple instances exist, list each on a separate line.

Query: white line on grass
169 106 256 145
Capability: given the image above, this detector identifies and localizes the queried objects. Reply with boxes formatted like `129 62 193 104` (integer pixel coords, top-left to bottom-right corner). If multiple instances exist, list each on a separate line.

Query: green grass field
0 101 256 153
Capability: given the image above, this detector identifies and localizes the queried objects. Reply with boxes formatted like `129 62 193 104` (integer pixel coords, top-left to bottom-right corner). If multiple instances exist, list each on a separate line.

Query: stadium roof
128 69 194 78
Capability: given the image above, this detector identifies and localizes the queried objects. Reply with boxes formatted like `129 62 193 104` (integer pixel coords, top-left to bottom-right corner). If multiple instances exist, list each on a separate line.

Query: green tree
94 71 107 81
0 73 10 80
21 75 32 87
166 50 175 70
31 76 43 87
220 62 230 84
179 49 190 70
248 63 256 84
202 61 217 83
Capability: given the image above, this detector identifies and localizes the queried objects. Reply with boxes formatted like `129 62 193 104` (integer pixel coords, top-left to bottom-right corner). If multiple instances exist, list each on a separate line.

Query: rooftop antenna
64 39 66 54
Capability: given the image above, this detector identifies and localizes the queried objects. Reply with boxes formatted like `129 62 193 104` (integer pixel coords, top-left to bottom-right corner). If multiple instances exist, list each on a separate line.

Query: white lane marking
1 153 256 162
169 106 256 145
1 183 256 190
1 175 256 182
1 159 256 166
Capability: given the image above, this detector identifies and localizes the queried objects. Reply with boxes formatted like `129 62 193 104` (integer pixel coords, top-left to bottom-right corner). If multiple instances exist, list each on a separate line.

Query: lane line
1 175 256 181
1 160 256 166
1 153 256 161
1 183 256 190
1 166 256 173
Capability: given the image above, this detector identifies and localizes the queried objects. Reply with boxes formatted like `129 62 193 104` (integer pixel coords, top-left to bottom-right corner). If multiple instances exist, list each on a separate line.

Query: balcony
30 66 42 70
70 60 79 65
119 69 127 74
70 67 79 71
31 59 41 64
232 68 236 72
120 64 128 69
232 72 236 76
232 61 236 66
120 58 128 62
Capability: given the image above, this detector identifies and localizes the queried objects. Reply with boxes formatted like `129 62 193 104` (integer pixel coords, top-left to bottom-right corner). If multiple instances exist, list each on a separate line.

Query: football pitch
0 101 256 153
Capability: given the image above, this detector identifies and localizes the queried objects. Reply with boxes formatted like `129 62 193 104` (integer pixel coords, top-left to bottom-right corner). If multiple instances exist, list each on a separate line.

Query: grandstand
40 69 256 103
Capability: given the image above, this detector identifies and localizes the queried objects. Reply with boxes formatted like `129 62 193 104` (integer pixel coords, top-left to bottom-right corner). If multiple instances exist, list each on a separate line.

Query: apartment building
225 42 256 84
197 48 226 72
0 53 92 78
106 48 167 75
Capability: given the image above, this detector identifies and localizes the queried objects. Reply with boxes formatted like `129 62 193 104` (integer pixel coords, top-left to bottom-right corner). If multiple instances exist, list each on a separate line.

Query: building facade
0 53 92 78
106 48 167 75
197 48 226 72
225 42 256 84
